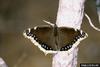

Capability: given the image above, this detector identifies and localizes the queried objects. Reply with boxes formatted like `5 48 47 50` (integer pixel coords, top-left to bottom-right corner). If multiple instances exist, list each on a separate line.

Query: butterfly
23 22 88 54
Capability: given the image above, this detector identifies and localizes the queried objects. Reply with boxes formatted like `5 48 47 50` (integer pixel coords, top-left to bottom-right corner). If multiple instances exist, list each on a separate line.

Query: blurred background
0 0 100 67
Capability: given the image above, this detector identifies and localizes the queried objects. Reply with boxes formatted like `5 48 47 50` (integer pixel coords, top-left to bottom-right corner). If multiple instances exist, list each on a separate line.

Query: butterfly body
23 24 87 53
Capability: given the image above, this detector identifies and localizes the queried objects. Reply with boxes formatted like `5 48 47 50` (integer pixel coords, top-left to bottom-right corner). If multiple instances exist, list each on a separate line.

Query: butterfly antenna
43 20 54 27
85 13 100 31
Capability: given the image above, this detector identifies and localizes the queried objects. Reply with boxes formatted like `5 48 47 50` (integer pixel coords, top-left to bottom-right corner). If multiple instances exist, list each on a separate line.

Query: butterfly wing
23 26 87 53
58 27 87 51
24 26 57 52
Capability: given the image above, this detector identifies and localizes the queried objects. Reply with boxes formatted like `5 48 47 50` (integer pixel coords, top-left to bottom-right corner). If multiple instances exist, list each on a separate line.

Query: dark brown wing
25 26 57 51
58 27 86 51
24 26 87 51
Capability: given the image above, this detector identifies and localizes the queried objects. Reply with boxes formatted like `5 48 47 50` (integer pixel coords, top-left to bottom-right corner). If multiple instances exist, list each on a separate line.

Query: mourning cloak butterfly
23 24 88 54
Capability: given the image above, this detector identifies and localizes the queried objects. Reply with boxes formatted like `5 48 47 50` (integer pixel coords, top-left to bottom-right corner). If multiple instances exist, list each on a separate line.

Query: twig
85 13 100 31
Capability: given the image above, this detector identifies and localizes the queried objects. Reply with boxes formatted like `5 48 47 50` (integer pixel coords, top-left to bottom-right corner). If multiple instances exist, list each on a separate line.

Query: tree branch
52 0 85 67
